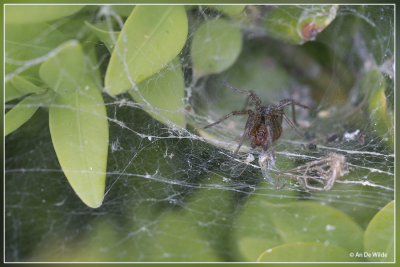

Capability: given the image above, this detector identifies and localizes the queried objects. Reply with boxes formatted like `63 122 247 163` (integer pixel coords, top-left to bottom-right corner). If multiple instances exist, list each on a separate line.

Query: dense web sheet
5 5 394 262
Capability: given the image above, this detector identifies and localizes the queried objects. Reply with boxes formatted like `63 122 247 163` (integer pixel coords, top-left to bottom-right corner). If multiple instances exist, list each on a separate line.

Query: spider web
5 5 394 262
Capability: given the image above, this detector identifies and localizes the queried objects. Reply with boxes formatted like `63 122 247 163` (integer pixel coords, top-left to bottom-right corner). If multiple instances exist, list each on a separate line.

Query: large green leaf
105 5 188 95
233 199 363 261
39 42 86 94
257 242 356 262
5 5 84 24
191 18 242 78
364 200 394 262
39 41 109 208
5 23 67 76
129 59 185 128
264 5 338 44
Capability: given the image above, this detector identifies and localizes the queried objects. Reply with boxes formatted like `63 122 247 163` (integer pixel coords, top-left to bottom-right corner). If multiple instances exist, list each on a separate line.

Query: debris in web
258 150 278 186
272 152 348 191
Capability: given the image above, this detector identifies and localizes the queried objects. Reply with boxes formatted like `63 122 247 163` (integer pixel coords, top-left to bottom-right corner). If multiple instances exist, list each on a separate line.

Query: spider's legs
278 99 310 110
232 133 247 158
277 99 310 125
233 111 255 158
282 113 303 138
266 124 274 152
291 102 297 125
223 81 262 111
204 110 251 129
265 123 276 162
241 95 251 111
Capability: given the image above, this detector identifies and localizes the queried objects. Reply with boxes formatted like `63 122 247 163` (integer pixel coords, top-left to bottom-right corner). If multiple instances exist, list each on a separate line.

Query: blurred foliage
364 201 394 262
191 18 242 78
130 59 186 128
233 200 363 261
5 4 394 263
264 5 339 44
258 242 357 262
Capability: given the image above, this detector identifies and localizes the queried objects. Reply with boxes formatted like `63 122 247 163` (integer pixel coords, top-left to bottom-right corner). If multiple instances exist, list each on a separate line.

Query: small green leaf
364 200 394 262
364 69 394 150
5 94 42 136
5 81 21 103
129 59 185 128
85 21 119 53
39 41 109 208
206 5 246 17
233 200 363 261
105 6 188 95
5 5 84 24
191 18 242 78
257 242 356 262
264 5 338 44
5 75 45 102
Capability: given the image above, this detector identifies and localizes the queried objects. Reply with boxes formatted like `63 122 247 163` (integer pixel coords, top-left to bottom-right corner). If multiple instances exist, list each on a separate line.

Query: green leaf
5 81 21 103
364 200 394 262
85 47 103 90
310 166 394 229
206 5 246 17
5 5 84 24
5 22 67 76
39 41 85 94
264 5 338 44
145 211 221 261
5 75 45 102
39 41 109 208
129 59 185 128
364 69 394 150
33 219 120 261
257 242 356 262
105 6 188 95
111 5 135 17
233 200 363 261
191 18 242 78
185 175 235 256
85 21 119 53
5 94 42 136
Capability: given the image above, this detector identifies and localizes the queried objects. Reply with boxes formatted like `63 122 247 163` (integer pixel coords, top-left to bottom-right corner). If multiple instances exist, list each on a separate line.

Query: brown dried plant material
275 152 348 191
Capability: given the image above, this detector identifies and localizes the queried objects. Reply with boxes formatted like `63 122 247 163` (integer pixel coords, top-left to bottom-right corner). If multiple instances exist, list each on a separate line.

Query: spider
204 82 310 158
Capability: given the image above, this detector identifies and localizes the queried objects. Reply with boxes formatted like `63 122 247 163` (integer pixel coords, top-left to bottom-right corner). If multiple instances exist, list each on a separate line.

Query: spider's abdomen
249 114 283 151
250 124 267 147
269 114 283 142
